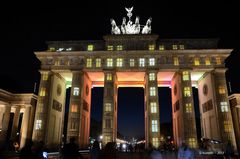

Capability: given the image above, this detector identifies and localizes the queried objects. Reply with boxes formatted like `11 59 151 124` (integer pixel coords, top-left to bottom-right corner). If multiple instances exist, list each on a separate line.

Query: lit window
73 87 79 96
49 47 56 52
149 58 155 66
106 74 112 81
173 57 179 66
221 102 229 112
116 45 123 51
182 71 189 81
150 87 156 96
194 58 200 66
151 102 157 113
186 103 192 113
152 138 159 148
149 73 156 81
139 58 145 67
35 120 42 130
159 45 165 51
87 45 94 51
71 104 78 113
96 58 101 68
149 45 155 51
172 45 178 50
39 88 46 97
116 58 123 67
104 136 111 143
184 87 191 97
188 138 196 148
224 121 232 132
107 45 113 51
179 45 185 50
42 73 48 81
205 57 211 65
216 57 221 65
218 86 226 94
107 58 113 67
86 58 92 68
152 120 158 132
105 103 112 112
129 59 135 67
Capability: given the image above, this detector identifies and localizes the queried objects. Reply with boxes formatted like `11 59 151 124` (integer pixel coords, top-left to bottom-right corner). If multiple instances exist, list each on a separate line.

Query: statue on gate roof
110 6 152 35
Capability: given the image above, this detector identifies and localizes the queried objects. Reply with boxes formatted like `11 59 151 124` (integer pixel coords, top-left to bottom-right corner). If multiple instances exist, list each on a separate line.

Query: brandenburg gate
30 7 237 151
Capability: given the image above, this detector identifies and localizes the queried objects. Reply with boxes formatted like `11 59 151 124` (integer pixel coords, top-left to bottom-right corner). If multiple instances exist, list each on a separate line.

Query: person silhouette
90 140 101 159
19 140 34 159
225 140 234 159
62 137 84 159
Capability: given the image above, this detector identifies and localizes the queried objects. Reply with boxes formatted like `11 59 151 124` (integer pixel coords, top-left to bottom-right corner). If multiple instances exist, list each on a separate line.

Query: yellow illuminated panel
152 138 159 148
39 88 46 97
174 57 179 66
205 57 211 65
105 103 112 112
107 45 113 51
42 73 48 81
179 45 185 50
86 59 92 68
224 121 232 132
107 58 113 67
186 103 192 113
116 58 123 67
87 44 94 51
150 102 157 113
182 71 189 81
184 87 191 97
96 58 101 67
218 86 226 94
149 73 155 81
172 45 178 50
106 74 112 81
71 104 78 113
194 58 200 66
116 45 123 50
149 45 155 51
159 45 164 51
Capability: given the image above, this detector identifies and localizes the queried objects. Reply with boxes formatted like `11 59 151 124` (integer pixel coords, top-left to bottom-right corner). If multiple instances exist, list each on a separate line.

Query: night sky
1 1 240 138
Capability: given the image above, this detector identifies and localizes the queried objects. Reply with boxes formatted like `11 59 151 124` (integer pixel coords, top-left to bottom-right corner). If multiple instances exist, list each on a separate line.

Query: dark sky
1 1 240 138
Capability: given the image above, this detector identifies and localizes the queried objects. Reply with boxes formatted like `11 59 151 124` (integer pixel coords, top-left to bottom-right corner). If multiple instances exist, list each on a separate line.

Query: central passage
117 87 144 140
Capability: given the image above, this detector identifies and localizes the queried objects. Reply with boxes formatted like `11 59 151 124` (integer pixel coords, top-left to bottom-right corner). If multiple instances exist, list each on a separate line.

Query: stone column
20 106 30 148
198 69 237 152
0 105 11 147
171 70 198 148
32 71 52 142
67 71 92 148
212 69 237 151
144 70 160 148
230 104 240 154
11 106 20 140
102 71 118 146
32 71 66 149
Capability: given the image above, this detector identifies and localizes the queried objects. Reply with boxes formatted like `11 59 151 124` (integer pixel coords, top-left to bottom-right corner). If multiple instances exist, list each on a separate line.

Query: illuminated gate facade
32 34 237 150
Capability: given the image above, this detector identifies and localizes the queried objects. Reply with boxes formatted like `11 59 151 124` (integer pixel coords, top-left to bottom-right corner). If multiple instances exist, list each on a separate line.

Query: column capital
213 68 227 73
39 70 52 74
145 69 158 73
71 70 84 74
103 69 117 73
